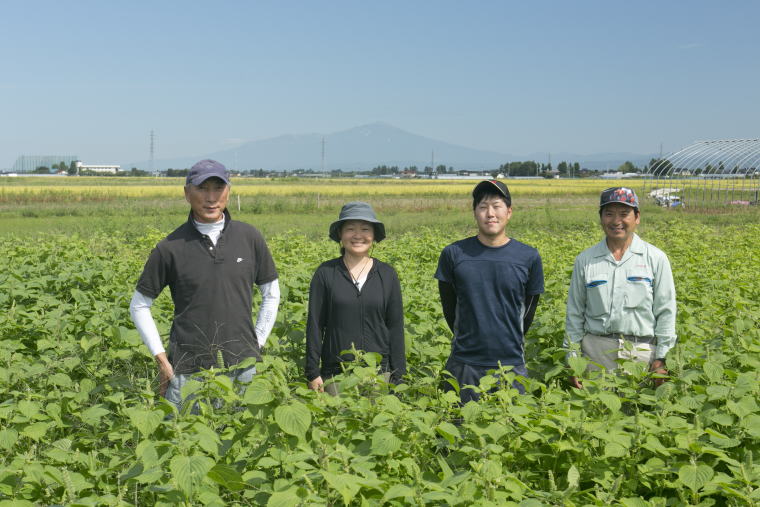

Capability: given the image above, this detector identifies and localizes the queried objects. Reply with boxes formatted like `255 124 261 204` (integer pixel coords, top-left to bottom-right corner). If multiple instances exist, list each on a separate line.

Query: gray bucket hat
328 202 386 242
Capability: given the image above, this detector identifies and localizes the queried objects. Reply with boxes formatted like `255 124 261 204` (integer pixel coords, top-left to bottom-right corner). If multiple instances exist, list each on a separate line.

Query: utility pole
150 130 156 175
321 137 325 173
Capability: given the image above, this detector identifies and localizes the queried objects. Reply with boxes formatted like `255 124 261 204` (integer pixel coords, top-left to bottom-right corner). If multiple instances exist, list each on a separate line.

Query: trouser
323 371 392 396
443 355 528 403
164 365 257 413
581 333 655 372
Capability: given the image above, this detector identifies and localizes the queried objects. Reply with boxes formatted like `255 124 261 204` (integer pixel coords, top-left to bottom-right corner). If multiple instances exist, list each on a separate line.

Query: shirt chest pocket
584 273 610 318
624 269 653 309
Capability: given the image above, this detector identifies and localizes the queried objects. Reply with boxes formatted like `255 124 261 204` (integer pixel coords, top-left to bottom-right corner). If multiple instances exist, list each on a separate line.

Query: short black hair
473 191 511 210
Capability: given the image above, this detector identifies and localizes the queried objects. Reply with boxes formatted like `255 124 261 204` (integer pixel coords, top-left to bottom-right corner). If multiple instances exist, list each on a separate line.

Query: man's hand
308 376 325 392
650 359 668 387
155 352 174 396
568 376 583 389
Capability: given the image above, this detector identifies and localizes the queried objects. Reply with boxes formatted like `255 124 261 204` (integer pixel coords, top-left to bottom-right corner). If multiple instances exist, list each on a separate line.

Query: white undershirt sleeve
254 279 280 349
129 290 165 357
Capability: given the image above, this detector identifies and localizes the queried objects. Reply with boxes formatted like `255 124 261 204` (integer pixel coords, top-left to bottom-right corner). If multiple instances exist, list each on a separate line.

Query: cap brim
600 201 638 207
188 173 230 186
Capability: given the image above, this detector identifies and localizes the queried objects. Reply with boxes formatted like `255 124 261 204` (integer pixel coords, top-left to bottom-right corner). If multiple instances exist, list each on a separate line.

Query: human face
474 196 512 239
340 220 375 257
184 177 230 223
600 203 640 242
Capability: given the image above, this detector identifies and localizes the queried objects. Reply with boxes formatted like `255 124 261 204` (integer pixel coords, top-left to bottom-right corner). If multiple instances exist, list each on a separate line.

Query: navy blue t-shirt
435 236 544 367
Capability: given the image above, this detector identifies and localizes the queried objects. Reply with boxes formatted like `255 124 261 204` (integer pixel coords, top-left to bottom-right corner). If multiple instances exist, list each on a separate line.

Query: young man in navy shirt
435 180 544 402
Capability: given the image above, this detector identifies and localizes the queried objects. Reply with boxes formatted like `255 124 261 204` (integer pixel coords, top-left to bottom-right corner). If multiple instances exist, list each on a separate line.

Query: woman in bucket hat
305 202 405 394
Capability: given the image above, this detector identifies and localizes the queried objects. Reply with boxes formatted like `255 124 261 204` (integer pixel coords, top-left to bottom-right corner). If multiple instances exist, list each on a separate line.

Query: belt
601 333 656 344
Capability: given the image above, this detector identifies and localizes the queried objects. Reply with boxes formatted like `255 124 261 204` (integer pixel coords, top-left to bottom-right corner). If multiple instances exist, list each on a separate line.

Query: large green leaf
603 442 627 458
702 361 723 382
597 392 621 412
381 484 415 502
192 422 222 457
567 356 589 376
566 464 579 489
125 407 164 436
678 463 713 492
267 488 301 507
322 472 362 505
80 405 111 426
435 422 460 444
170 454 215 496
0 429 18 450
22 422 50 441
274 401 311 438
371 428 401 456
207 464 245 491
742 414 760 438
244 384 275 405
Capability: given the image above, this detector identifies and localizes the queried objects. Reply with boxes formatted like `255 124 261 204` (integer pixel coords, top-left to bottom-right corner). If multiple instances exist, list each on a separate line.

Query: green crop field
1 178 759 505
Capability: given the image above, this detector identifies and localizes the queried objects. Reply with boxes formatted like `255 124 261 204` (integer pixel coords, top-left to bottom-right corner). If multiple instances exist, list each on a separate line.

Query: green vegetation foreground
0 195 759 504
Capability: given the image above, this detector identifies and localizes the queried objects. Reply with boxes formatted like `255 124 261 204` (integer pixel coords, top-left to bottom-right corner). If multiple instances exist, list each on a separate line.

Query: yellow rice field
0 177 650 201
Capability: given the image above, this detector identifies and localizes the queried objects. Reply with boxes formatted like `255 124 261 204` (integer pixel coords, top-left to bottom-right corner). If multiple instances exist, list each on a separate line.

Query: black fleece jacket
305 257 405 383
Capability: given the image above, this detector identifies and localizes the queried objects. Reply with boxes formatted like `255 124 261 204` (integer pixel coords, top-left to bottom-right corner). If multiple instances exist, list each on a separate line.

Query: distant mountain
123 122 654 172
125 122 513 172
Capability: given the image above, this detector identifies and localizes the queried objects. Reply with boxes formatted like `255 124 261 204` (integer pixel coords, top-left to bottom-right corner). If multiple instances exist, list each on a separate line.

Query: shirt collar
186 208 232 232
591 233 644 258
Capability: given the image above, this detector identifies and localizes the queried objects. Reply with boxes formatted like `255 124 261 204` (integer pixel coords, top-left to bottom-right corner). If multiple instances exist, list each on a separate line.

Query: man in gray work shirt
129 159 280 410
565 187 676 388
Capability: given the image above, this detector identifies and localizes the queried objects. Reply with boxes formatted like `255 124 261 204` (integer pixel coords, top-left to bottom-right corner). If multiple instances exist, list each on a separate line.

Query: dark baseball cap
473 180 511 206
600 187 639 208
186 159 230 186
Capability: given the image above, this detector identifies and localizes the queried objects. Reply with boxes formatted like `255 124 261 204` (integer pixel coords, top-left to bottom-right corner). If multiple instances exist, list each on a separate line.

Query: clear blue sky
2 1 758 168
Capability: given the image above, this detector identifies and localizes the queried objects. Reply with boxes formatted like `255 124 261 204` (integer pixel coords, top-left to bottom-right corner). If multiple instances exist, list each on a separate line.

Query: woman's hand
308 376 325 392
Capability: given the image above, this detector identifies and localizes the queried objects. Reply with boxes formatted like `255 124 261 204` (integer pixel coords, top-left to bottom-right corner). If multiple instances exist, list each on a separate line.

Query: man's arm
438 280 457 334
129 290 173 395
652 254 677 359
564 257 587 349
254 279 280 349
523 294 540 334
565 257 587 389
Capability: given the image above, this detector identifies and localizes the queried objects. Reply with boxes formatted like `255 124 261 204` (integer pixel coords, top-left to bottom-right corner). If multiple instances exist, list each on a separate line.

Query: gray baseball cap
329 202 386 242
186 159 230 186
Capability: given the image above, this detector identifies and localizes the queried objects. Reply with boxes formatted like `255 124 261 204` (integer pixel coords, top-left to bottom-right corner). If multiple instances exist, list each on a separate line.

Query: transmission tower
321 136 325 173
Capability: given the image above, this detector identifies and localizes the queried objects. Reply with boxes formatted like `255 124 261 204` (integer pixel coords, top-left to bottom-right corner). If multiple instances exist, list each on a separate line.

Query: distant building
600 171 640 179
76 162 120 174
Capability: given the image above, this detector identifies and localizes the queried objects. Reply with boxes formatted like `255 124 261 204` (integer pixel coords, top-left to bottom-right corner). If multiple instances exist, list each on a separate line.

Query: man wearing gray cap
129 159 280 410
565 187 676 388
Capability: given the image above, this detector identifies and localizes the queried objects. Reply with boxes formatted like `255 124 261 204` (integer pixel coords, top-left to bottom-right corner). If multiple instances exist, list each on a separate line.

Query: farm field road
1 183 759 504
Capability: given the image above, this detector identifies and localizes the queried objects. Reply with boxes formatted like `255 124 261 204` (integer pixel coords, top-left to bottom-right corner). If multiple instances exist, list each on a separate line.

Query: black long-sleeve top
305 257 406 384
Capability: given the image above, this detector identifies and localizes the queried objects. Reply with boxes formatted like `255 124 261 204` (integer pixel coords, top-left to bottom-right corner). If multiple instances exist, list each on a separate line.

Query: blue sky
1 1 758 168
